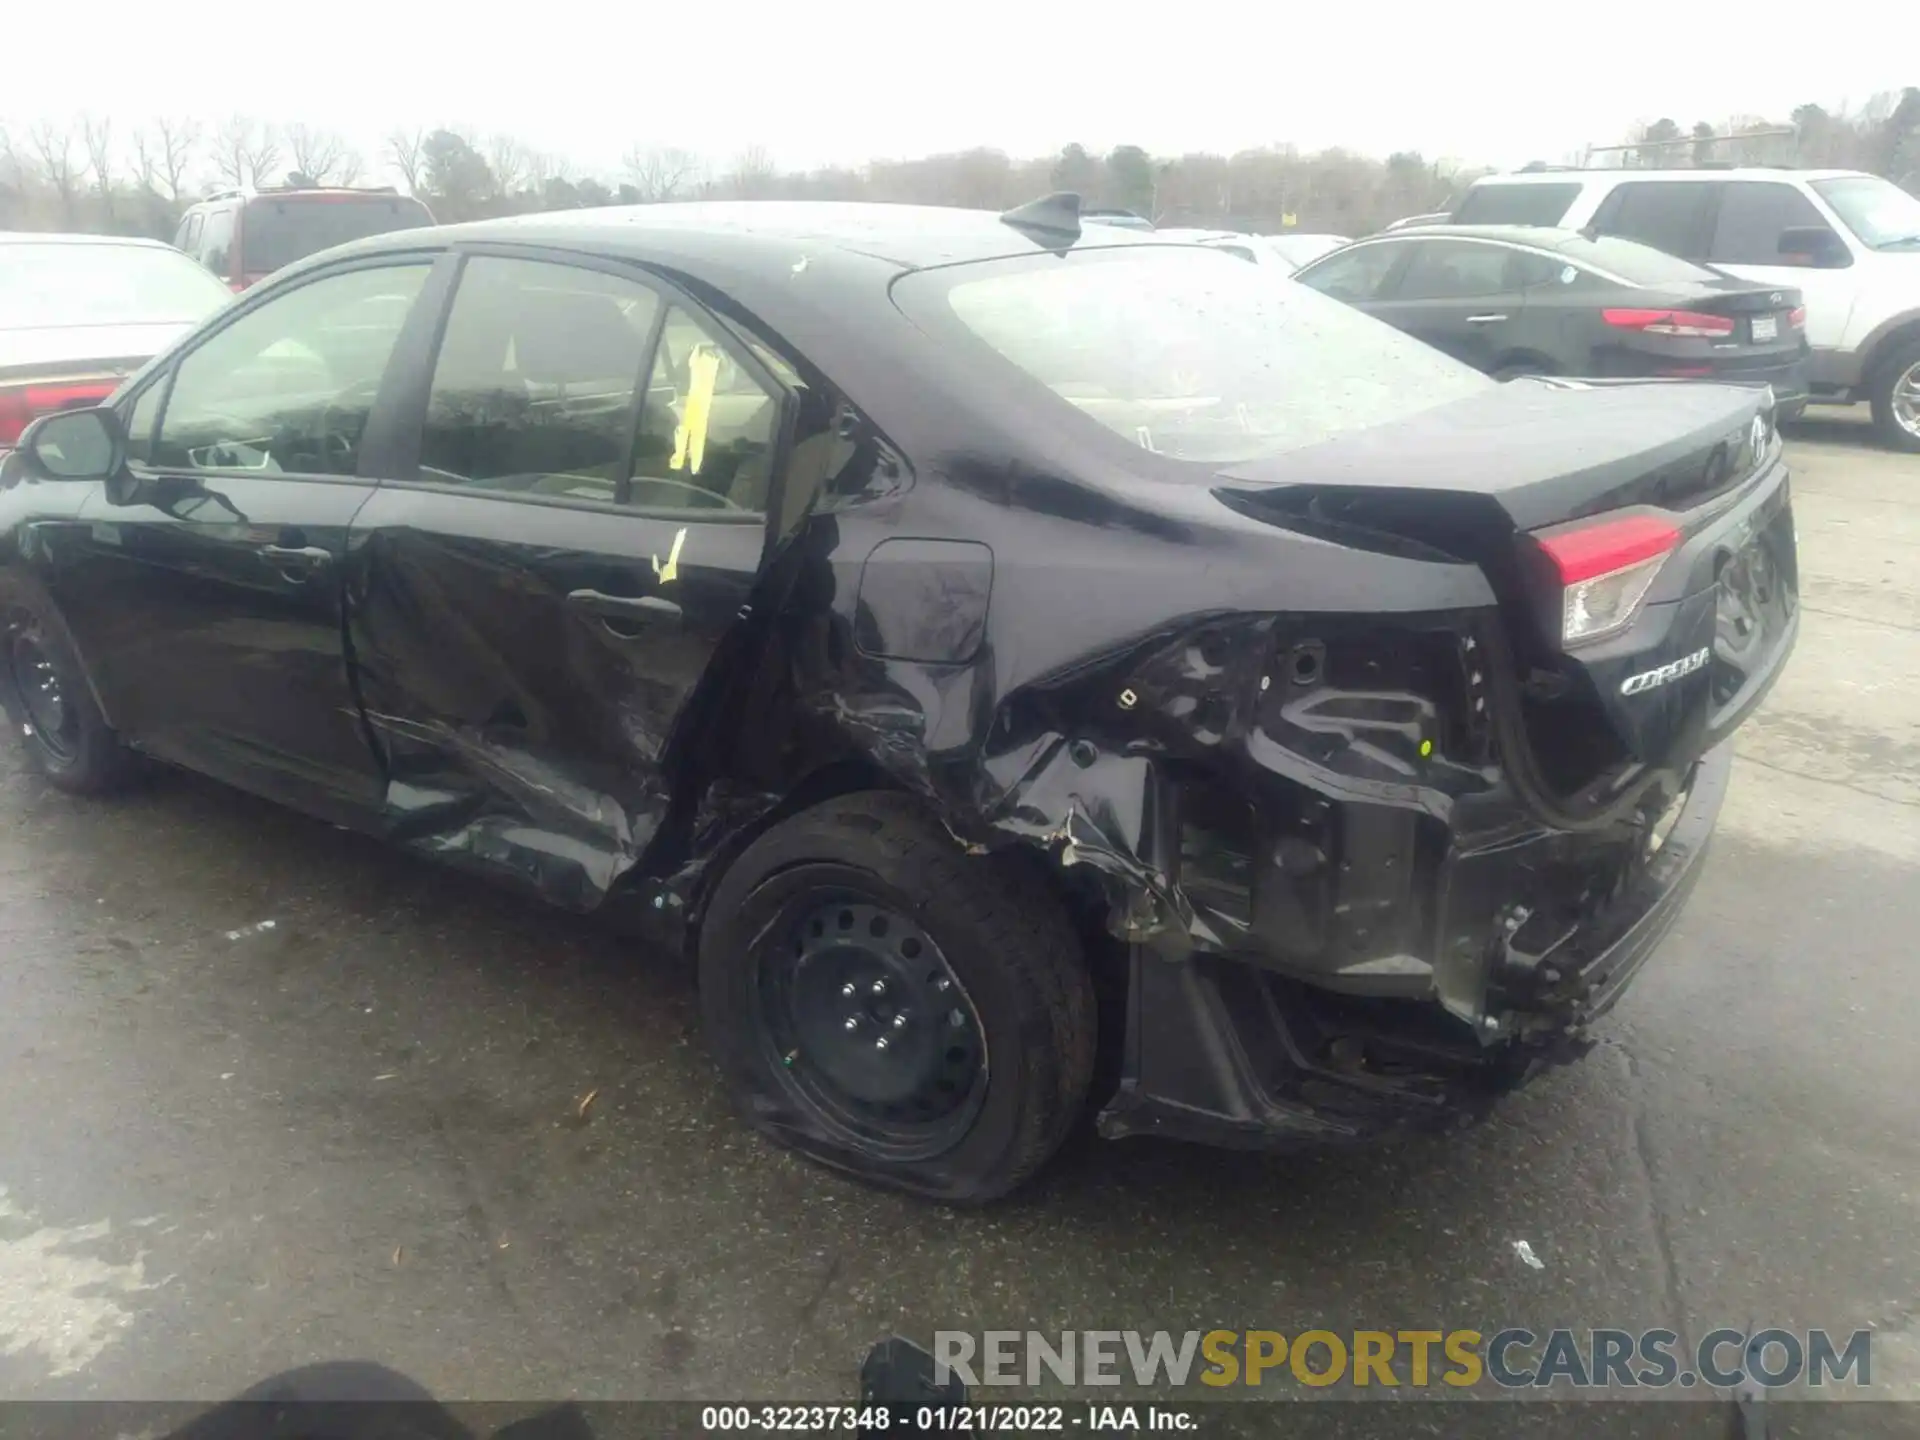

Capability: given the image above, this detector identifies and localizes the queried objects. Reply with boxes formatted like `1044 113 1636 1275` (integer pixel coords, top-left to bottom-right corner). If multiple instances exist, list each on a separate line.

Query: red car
173 183 435 292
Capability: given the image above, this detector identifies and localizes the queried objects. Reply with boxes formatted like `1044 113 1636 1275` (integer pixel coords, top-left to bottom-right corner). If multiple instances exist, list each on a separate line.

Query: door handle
258 544 331 570
1465 313 1509 324
566 589 683 624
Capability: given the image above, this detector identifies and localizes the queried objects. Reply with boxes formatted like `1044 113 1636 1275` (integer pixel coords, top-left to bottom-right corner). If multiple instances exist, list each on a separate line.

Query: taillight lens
1789 306 1807 330
1601 307 1736 339
1534 512 1681 646
0 380 119 447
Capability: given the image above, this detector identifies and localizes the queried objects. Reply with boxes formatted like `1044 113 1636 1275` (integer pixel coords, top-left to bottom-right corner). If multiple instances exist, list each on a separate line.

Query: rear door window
239 195 435 277
201 207 235 277
1451 182 1582 227
1294 242 1404 301
1394 240 1517 299
1587 182 1716 261
1707 181 1833 265
631 307 783 513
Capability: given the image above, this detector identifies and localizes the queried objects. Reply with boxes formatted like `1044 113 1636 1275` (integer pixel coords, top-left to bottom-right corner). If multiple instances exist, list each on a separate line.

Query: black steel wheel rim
755 894 988 1161
9 632 77 763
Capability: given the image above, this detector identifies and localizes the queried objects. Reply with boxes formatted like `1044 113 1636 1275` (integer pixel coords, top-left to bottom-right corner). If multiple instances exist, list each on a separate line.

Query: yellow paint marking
669 346 722 476
652 526 687 585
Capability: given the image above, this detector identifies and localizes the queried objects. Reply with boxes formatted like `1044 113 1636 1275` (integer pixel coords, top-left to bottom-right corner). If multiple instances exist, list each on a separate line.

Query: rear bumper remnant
1096 742 1732 1149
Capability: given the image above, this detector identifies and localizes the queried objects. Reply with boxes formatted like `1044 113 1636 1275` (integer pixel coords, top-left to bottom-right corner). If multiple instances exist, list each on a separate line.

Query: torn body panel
318 378 1787 1156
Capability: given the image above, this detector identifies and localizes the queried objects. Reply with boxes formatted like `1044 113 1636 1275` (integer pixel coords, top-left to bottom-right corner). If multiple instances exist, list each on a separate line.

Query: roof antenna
999 191 1082 243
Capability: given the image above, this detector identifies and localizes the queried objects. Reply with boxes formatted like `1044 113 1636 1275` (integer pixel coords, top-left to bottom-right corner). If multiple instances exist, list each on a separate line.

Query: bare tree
28 121 81 221
487 134 530 197
387 127 427 194
284 123 345 183
80 114 115 221
149 117 199 201
245 122 283 188
212 115 254 187
0 125 24 191
212 115 281 188
523 149 574 193
622 144 700 202
335 149 366 186
727 144 777 199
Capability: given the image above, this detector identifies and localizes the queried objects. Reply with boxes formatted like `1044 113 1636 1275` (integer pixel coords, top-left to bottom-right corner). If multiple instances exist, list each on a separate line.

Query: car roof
1351 223 1630 253
1467 168 1872 186
302 202 1177 430
332 200 1164 275
0 231 177 250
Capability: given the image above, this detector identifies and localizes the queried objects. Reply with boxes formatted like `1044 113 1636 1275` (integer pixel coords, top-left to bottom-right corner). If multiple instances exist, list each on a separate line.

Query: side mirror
13 406 128 483
1776 226 1850 269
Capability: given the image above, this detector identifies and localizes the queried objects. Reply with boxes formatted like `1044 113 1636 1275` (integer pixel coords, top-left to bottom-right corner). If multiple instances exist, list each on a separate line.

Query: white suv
1449 168 1920 450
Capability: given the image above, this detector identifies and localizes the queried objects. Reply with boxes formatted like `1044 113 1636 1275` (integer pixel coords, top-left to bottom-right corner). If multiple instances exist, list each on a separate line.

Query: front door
343 251 789 909
48 258 441 825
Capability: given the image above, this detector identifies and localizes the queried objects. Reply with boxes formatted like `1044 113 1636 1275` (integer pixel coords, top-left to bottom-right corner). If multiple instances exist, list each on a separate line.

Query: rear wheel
698 791 1096 1203
1868 340 1920 453
1 601 132 794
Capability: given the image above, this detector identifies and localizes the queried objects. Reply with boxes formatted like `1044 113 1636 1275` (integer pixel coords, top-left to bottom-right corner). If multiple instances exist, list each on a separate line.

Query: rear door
46 255 444 825
1701 180 1858 353
1585 181 1717 262
1364 239 1534 372
344 249 788 909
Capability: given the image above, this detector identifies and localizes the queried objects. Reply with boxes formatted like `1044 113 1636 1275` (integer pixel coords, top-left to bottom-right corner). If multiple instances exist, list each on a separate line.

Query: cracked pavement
0 413 1915 1425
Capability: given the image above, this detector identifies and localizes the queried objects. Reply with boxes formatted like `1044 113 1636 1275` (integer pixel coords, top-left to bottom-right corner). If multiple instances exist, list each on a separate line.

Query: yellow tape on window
670 346 722 476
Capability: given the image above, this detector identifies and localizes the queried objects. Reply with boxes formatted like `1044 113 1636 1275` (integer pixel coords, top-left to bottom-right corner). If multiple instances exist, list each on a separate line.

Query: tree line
3 91 1916 246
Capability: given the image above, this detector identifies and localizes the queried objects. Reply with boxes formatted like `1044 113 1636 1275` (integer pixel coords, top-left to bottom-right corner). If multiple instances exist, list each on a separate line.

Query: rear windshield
1544 233 1721 286
898 246 1491 466
241 195 434 275
0 241 232 329
1452 182 1582 227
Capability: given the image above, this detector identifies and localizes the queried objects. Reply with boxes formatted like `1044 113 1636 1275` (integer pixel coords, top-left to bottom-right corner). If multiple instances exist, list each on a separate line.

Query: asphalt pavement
1 410 1916 1428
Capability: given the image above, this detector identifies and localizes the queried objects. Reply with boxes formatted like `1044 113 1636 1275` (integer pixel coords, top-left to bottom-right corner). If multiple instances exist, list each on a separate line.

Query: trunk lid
0 321 194 381
1216 377 1774 531
1627 277 1806 357
1214 378 1797 826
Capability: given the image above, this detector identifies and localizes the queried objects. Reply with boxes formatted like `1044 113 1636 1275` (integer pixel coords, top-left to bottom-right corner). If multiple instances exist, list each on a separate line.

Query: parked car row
2 191 1798 1201
1378 165 1920 450
1289 223 1810 408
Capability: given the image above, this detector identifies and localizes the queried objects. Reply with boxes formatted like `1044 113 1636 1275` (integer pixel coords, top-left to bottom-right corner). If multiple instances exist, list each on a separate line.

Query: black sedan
0 196 1798 1201
1293 224 1810 409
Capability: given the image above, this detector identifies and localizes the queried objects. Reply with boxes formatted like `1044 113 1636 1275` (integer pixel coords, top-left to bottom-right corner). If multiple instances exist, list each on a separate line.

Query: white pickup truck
1447 168 1920 450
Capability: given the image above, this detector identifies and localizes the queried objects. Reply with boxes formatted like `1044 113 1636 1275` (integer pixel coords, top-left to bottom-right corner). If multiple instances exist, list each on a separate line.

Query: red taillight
1534 513 1682 646
1789 306 1807 330
0 379 119 447
228 277 250 292
1602 307 1736 339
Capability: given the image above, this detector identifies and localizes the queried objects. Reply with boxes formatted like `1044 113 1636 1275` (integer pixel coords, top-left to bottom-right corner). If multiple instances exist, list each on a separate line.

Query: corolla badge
1621 647 1711 696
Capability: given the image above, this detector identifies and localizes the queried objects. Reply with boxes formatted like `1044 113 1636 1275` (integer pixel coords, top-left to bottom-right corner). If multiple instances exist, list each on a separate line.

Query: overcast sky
8 2 1913 181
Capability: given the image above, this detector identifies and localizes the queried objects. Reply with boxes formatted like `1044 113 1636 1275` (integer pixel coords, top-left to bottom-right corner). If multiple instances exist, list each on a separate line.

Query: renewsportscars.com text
932 1328 1872 1391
